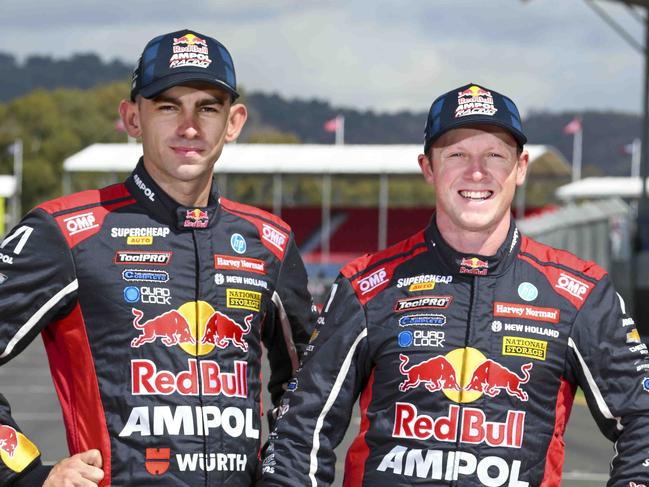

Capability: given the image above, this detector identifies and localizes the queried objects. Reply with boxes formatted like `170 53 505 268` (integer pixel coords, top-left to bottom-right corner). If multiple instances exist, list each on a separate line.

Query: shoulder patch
38 184 135 248
220 198 292 260
342 230 427 305
519 235 606 309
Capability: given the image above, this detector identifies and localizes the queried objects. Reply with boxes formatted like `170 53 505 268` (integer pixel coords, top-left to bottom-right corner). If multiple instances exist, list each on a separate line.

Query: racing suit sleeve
263 233 316 407
0 209 77 485
566 274 649 484
261 275 371 487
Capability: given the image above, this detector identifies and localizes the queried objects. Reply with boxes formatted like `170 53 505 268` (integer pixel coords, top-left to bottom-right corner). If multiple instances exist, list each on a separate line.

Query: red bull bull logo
458 85 492 98
130 302 253 356
398 348 532 403
0 425 17 457
183 209 209 229
0 424 39 473
465 359 532 401
398 354 459 392
173 33 207 46
459 257 489 276
201 312 252 352
131 308 196 348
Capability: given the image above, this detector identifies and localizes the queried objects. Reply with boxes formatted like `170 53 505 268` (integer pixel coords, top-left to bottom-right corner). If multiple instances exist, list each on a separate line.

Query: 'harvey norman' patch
493 302 560 324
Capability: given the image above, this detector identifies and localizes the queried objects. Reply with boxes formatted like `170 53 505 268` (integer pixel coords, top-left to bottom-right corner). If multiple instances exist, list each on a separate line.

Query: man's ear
516 150 529 187
418 153 435 185
225 103 248 143
118 99 142 138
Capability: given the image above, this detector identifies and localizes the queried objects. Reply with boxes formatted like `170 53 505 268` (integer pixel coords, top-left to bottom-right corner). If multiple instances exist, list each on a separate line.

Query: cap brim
137 72 239 100
425 117 527 150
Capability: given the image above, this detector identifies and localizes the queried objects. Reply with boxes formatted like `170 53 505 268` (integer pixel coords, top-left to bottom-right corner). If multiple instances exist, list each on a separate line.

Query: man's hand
43 449 104 487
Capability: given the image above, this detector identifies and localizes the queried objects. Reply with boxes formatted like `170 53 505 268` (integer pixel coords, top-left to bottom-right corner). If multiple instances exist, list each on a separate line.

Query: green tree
0 80 129 210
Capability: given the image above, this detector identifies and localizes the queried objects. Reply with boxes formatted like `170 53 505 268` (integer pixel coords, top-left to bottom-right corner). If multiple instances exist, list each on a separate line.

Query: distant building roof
556 177 649 201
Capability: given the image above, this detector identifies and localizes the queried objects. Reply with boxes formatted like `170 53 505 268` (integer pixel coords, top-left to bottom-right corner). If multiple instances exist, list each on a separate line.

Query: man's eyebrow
150 94 226 106
197 96 226 106
151 94 179 104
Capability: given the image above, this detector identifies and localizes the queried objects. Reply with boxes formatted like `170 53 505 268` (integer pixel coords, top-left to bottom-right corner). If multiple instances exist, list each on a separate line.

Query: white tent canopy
0 176 16 198
63 143 567 175
62 142 568 256
556 177 649 201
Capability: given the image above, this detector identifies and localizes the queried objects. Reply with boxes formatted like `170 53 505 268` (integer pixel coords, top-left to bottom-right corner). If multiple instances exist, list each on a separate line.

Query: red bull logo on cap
173 33 207 47
398 347 533 403
455 85 497 118
0 424 39 473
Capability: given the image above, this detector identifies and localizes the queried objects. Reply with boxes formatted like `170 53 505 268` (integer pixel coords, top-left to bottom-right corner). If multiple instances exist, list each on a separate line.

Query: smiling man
0 30 315 486
261 84 649 486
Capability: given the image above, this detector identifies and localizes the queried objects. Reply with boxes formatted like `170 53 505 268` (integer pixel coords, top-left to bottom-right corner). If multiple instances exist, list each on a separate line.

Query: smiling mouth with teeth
460 190 493 200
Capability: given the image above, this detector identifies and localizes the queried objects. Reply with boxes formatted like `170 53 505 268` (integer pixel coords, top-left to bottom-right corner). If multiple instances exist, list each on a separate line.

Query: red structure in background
280 206 555 265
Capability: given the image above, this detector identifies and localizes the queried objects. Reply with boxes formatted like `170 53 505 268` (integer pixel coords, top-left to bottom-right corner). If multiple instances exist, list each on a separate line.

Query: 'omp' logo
357 268 388 295
555 273 590 301
63 212 98 236
0 425 39 473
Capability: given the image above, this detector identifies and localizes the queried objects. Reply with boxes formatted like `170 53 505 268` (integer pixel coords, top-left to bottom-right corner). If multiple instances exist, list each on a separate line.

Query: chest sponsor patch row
396 274 453 289
122 269 170 283
491 321 559 338
214 254 266 274
399 314 446 327
115 251 172 265
398 330 445 348
111 227 170 238
215 273 269 290
501 336 547 361
395 296 452 312
493 302 559 324
226 289 261 312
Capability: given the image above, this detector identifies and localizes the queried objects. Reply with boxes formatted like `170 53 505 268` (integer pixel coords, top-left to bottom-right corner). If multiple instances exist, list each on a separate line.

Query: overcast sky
2 0 645 115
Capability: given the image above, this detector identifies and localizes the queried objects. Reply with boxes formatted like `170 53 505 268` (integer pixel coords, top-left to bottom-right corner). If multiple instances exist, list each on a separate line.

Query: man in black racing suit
0 29 315 486
260 83 649 486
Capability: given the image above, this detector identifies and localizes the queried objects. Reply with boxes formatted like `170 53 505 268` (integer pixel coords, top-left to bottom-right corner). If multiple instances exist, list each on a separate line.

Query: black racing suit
0 159 315 486
261 219 649 486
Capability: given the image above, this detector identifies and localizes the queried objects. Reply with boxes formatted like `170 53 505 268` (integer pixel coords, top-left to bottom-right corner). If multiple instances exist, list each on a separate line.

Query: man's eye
158 104 177 111
200 106 219 113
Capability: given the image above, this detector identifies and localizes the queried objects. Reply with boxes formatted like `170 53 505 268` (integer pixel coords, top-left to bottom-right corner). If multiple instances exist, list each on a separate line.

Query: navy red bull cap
130 29 238 101
423 83 527 153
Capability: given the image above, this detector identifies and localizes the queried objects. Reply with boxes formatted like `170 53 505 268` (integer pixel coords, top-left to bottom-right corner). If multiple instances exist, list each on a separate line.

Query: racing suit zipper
191 231 209 487
450 274 479 486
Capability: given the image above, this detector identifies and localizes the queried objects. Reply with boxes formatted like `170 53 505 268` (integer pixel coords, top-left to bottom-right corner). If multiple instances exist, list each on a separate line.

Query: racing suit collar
425 215 521 277
125 158 220 231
